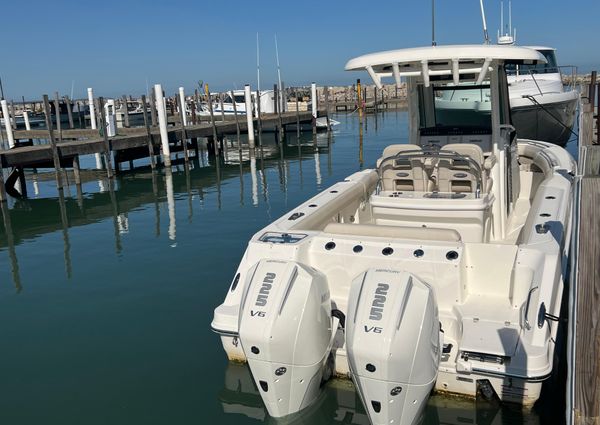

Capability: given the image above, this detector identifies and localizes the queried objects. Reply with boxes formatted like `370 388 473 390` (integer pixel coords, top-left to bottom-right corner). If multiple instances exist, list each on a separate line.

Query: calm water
0 111 571 424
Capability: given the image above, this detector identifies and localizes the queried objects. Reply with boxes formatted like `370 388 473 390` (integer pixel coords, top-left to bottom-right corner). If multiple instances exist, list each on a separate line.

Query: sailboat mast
256 32 261 93
275 34 283 111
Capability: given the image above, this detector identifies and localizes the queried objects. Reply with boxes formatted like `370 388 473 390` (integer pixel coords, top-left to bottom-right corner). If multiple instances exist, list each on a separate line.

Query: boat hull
510 92 578 147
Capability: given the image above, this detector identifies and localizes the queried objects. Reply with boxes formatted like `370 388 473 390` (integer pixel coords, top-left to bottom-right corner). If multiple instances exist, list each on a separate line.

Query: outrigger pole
431 0 436 46
479 0 491 44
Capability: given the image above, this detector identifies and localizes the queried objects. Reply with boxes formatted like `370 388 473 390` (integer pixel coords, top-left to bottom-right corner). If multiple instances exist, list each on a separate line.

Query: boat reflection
218 362 540 425
0 135 332 290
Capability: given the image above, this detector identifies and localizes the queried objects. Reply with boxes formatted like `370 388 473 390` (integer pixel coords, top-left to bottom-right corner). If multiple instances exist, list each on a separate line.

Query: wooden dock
0 109 326 200
569 80 600 425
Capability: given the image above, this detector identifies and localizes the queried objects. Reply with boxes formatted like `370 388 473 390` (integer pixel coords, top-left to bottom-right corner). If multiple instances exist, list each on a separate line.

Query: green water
0 111 567 424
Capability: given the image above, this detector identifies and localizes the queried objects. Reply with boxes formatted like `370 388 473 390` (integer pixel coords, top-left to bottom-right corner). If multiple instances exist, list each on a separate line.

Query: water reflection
0 132 330 290
219 362 541 425
165 170 176 243
0 200 21 292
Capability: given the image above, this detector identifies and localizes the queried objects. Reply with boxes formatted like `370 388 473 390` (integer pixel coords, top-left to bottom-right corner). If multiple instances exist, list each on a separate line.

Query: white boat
434 45 578 147
197 89 278 117
506 46 578 146
212 44 575 425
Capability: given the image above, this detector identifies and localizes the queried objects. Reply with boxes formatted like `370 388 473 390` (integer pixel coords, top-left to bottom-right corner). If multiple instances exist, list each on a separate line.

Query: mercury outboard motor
346 269 441 425
238 259 338 418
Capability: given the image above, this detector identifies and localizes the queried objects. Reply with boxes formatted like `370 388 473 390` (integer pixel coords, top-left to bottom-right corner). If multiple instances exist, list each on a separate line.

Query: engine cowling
346 269 441 425
238 259 336 417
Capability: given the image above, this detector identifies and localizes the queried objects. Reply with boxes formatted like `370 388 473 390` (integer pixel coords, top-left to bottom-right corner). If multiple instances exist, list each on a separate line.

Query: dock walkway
569 85 600 425
0 111 320 168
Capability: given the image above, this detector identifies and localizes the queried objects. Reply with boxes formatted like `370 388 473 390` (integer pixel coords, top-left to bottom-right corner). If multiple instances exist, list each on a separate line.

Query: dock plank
573 176 600 425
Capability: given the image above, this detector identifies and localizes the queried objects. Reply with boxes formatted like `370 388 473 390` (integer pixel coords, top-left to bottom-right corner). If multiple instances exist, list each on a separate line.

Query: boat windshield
421 84 492 131
505 50 558 75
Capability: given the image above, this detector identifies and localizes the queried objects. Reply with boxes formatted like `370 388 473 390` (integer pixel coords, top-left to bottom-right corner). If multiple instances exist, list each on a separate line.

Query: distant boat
506 46 578 146
197 90 278 117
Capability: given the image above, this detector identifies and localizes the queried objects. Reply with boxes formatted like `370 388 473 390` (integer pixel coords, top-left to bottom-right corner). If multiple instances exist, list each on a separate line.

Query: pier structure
0 84 331 202
568 74 600 425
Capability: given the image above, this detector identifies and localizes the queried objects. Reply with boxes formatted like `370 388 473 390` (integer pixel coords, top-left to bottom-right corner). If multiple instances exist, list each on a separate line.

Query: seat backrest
437 144 485 193
378 144 427 192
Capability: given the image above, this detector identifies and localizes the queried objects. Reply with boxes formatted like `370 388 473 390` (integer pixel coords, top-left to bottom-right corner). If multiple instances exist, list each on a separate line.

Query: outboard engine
346 269 441 425
238 259 338 417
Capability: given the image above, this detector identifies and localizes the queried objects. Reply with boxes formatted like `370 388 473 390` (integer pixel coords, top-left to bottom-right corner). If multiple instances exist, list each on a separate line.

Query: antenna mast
479 0 490 44
509 0 513 37
431 0 436 46
501 0 504 34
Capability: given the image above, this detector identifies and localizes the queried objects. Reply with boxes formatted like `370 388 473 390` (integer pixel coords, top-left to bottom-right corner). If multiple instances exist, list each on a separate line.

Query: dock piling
54 92 62 142
42 94 63 190
178 87 187 126
140 94 156 169
9 101 16 130
176 93 189 163
23 110 31 131
230 90 242 151
256 89 263 147
154 84 171 167
219 94 226 122
311 82 317 136
205 86 219 156
295 89 300 138
122 95 130 128
150 90 158 127
97 97 114 178
244 84 255 149
0 100 15 148
65 96 74 129
324 86 331 132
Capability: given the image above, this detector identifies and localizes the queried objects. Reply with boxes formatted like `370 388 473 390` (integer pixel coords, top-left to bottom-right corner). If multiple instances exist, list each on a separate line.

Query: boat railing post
154 84 171 167
244 84 255 150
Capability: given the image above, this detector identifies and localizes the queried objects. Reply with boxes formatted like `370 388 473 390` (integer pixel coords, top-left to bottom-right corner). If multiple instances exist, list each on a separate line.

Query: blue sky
2 0 599 100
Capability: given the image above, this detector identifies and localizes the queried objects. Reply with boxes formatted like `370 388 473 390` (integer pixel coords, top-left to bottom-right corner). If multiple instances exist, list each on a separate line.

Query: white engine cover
346 269 441 425
238 259 335 418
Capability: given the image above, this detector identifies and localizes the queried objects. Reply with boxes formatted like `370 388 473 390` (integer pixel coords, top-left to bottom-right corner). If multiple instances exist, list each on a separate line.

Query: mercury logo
369 283 389 320
255 273 276 306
